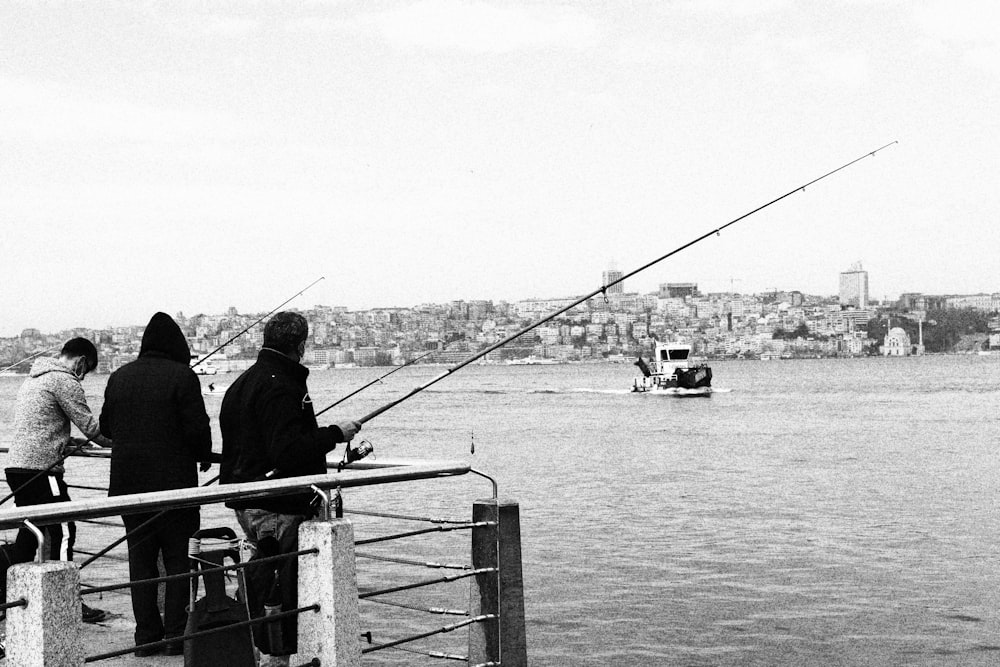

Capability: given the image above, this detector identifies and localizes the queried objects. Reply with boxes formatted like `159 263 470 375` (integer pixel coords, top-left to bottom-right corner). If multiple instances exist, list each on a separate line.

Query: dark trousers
5 467 75 563
122 509 200 645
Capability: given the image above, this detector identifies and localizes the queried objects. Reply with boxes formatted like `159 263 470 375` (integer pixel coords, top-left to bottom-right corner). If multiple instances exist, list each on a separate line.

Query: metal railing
0 456 526 666
0 458 470 530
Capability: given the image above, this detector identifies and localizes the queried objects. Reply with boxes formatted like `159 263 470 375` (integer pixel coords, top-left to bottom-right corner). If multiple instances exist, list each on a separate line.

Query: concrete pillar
469 499 528 667
296 518 362 667
6 560 83 667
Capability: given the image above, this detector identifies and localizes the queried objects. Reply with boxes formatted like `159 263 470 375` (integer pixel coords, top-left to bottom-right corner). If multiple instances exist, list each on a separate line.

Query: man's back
102 354 211 495
220 349 336 514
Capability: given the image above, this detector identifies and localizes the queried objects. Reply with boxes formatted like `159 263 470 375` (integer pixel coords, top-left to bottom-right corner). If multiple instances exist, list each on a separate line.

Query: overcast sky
2 1 997 336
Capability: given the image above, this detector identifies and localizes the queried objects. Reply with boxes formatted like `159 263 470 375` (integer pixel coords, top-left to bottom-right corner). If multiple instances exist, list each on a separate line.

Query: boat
631 341 713 396
506 355 558 365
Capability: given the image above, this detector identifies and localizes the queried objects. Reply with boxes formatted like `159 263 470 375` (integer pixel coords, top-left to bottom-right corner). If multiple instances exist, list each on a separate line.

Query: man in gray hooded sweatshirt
4 337 112 623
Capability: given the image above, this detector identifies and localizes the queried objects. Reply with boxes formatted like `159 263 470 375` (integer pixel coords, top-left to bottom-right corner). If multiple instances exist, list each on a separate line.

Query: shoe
81 604 107 624
164 642 184 656
134 644 164 657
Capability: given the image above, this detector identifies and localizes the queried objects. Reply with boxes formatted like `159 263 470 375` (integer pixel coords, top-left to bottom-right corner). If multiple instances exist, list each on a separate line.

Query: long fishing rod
79 352 433 555
0 345 60 375
190 276 325 371
315 351 433 417
356 142 897 425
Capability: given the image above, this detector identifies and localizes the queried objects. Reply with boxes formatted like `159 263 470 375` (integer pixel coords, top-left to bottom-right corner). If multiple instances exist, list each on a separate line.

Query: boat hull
631 364 713 395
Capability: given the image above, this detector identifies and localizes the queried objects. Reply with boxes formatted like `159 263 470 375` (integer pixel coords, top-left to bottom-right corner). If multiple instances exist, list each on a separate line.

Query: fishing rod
190 276 325 371
0 345 60 375
356 142 898 425
315 351 433 417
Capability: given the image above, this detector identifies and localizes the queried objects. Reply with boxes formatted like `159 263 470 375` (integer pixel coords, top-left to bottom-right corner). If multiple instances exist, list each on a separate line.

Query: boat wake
424 387 636 396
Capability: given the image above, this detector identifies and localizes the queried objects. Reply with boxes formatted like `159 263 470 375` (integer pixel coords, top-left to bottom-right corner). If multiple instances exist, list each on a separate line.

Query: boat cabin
653 343 692 374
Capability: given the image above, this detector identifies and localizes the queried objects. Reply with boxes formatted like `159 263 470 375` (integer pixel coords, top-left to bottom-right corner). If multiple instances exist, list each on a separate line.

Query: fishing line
0 345 60 375
315 351 432 417
190 276 325 371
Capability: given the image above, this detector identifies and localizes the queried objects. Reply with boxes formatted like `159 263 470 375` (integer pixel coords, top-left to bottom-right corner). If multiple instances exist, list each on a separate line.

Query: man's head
263 311 309 360
61 337 98 379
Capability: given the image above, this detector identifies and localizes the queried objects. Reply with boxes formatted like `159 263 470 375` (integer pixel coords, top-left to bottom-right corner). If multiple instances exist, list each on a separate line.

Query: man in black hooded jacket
100 312 213 656
220 311 360 664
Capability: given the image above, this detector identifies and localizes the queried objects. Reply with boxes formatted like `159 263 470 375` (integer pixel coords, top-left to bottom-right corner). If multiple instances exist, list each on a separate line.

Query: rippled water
2 356 1000 665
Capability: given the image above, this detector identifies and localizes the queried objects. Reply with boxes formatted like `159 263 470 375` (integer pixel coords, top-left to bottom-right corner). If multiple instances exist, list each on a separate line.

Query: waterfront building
882 327 911 356
945 293 998 311
839 262 869 309
658 283 698 299
603 267 624 294
515 297 582 318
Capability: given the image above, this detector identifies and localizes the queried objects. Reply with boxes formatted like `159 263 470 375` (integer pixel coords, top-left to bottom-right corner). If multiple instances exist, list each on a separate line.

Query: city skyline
3 3 997 337
3 275 998 339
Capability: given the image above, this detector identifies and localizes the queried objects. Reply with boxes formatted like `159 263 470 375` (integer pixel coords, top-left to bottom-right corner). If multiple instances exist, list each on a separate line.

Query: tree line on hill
865 309 994 353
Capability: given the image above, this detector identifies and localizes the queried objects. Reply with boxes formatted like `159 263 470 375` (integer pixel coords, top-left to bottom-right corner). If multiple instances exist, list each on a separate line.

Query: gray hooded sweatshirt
6 357 110 472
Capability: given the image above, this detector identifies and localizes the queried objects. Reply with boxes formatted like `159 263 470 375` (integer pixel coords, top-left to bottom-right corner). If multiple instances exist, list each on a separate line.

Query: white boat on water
506 355 558 365
632 342 713 396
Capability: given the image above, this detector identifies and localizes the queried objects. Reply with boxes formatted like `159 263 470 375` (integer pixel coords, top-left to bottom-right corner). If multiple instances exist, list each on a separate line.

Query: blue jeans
235 509 309 658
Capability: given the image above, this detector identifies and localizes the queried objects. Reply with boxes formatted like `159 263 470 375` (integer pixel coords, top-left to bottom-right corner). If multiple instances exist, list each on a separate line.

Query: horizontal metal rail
355 520 494 546
366 596 468 616
66 484 110 492
355 551 470 570
82 548 318 595
344 508 469 524
0 459 470 530
0 598 27 611
361 614 496 654
0 446 436 472
390 645 468 661
84 604 320 662
76 518 122 527
359 567 496 599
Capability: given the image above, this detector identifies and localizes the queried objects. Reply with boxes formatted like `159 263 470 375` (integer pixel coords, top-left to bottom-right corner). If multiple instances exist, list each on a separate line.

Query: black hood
139 312 191 364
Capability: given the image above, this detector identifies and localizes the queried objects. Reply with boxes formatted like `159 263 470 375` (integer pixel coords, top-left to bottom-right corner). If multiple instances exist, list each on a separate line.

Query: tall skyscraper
839 262 869 309
603 267 624 294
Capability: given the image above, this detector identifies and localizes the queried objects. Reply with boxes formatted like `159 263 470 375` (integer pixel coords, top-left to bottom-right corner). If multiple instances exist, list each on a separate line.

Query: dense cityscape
3 264 999 373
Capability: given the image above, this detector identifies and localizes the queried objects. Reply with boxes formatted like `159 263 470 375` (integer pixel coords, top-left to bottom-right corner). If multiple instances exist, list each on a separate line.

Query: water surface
2 356 999 665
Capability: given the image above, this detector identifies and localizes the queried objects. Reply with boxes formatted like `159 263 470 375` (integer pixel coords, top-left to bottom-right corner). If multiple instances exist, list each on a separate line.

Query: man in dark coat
100 312 213 656
220 311 360 665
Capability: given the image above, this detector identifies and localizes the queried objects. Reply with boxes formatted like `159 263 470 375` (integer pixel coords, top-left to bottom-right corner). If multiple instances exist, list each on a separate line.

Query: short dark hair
263 312 308 354
62 337 98 371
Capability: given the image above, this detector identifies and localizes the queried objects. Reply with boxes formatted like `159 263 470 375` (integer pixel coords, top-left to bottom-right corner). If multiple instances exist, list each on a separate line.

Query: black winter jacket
219 349 349 515
100 312 212 496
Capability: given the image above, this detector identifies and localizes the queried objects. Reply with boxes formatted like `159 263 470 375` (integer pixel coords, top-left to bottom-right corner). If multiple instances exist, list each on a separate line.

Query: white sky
1 1 997 336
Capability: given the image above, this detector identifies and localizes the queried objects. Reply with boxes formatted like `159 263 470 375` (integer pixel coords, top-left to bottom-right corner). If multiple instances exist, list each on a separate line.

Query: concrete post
296 518 362 667
5 560 83 667
469 499 528 667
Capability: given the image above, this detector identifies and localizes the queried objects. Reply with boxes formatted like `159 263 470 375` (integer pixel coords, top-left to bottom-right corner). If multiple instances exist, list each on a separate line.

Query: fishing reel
338 439 375 472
